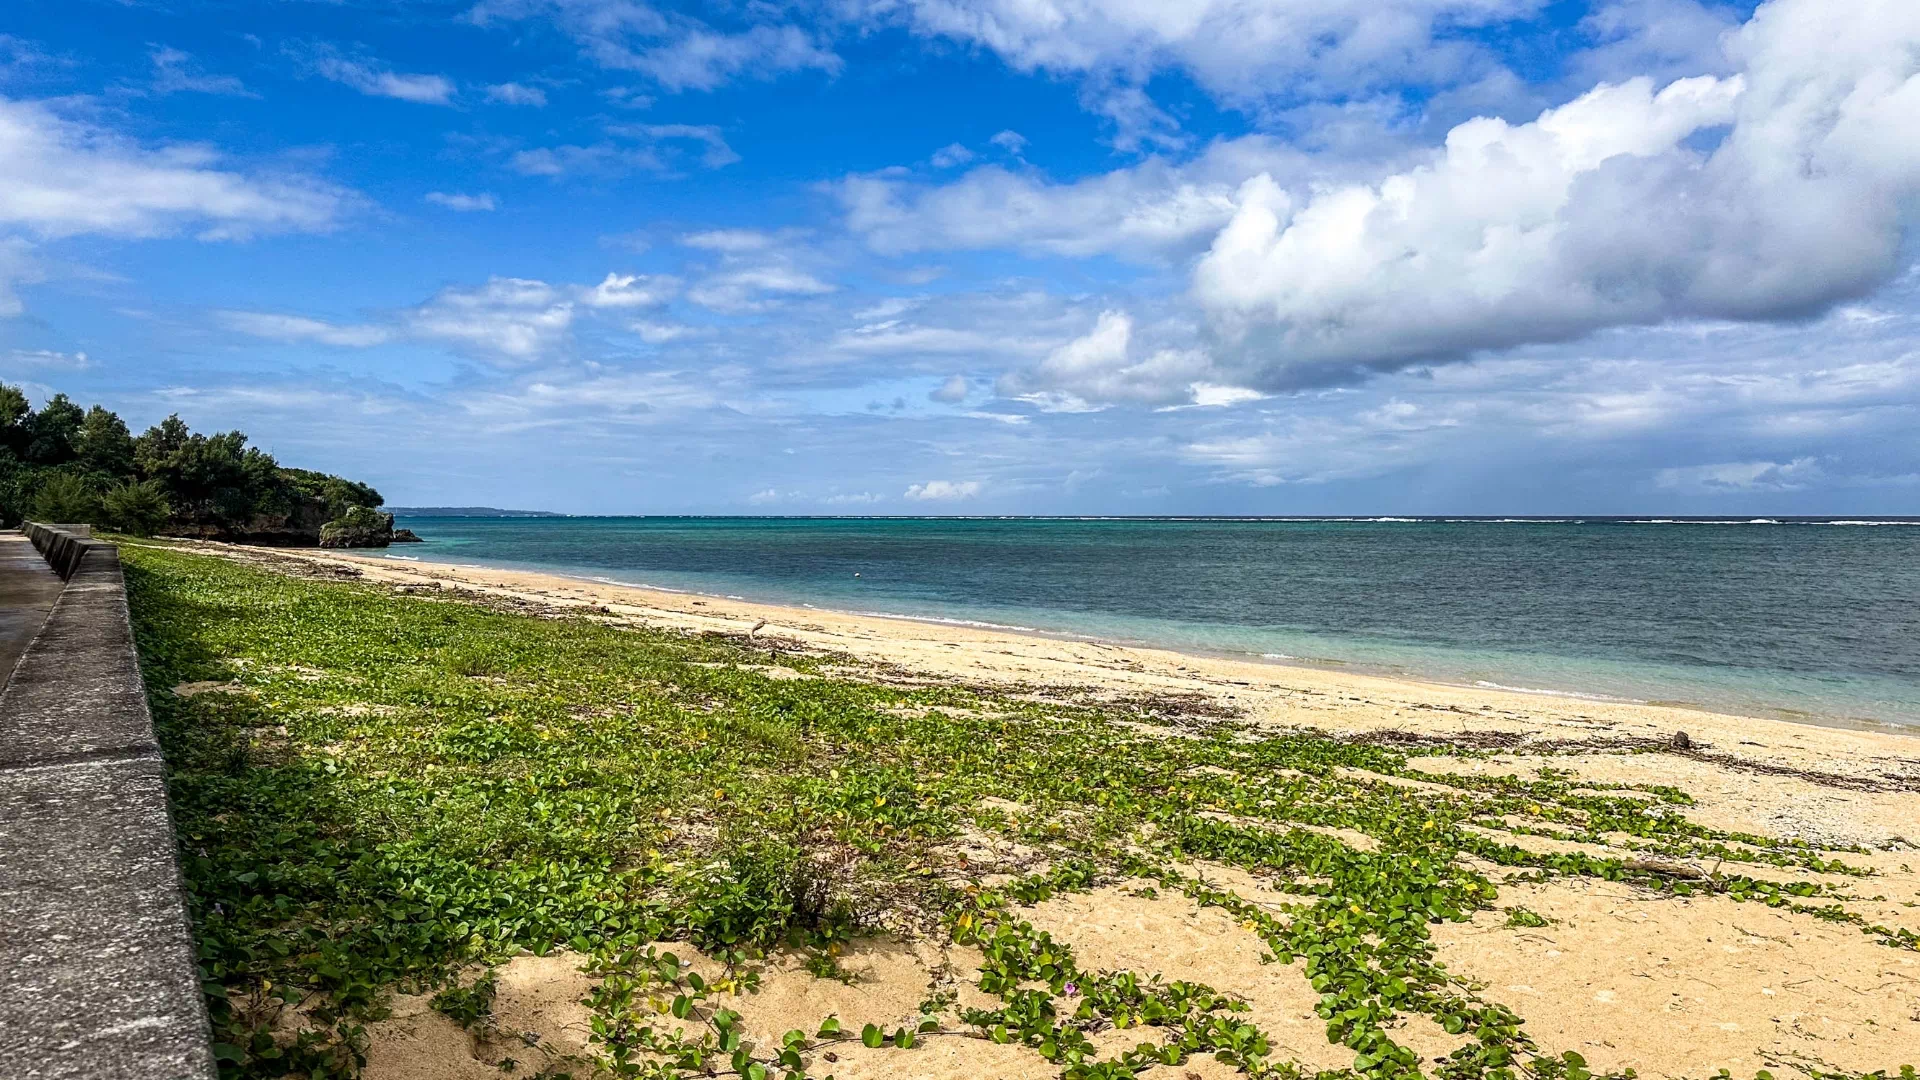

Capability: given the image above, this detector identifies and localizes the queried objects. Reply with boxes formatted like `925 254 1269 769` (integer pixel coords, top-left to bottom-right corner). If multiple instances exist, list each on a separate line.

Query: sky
1 0 1917 515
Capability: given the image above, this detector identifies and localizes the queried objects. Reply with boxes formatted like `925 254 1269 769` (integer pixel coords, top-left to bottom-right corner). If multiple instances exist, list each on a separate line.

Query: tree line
0 383 383 540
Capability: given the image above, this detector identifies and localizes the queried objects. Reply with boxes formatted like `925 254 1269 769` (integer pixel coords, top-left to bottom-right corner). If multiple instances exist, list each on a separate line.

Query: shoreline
200 543 1920 791
154 540 1920 1076
381 546 1917 740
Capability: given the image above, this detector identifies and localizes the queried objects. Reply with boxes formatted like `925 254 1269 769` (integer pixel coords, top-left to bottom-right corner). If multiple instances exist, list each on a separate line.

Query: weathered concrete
0 533 64 688
0 528 216 1080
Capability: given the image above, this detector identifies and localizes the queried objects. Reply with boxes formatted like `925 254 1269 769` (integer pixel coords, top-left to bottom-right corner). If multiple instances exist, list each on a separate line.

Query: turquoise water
391 516 1920 728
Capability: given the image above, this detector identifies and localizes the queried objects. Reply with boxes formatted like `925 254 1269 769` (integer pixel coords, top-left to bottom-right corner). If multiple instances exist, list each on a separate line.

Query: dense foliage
121 546 1916 1080
0 384 381 537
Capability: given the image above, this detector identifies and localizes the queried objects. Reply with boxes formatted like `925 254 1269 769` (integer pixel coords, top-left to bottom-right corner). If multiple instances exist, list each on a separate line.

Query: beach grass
119 544 1916 1080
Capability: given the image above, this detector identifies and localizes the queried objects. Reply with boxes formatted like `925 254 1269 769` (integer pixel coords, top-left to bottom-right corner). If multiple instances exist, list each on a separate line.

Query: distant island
388 506 564 517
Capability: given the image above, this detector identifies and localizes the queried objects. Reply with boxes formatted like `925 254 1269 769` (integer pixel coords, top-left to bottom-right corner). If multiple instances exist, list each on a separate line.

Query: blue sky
2 0 1917 514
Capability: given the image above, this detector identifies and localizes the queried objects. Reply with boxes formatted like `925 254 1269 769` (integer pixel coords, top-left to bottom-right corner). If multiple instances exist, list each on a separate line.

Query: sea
390 515 1920 729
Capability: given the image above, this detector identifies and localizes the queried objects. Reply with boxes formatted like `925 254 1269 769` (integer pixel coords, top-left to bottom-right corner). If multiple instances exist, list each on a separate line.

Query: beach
158 541 1920 1078
263 543 1919 811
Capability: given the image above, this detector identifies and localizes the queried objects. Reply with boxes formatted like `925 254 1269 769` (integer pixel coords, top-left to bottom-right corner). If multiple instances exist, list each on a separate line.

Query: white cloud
681 228 777 252
930 374 969 402
308 49 456 104
467 0 839 91
426 191 498 211
580 271 676 308
1187 0 1920 390
1183 383 1266 408
836 162 1239 260
823 491 882 505
850 0 1535 107
601 86 655 109
0 236 41 317
1002 310 1212 406
217 311 393 347
514 125 736 177
903 479 981 501
989 130 1027 153
930 143 973 168
485 81 548 106
631 319 691 343
4 347 90 368
407 277 575 361
689 266 834 313
1654 457 1823 493
834 323 1041 357
620 123 740 167
1571 0 1742 86
149 46 254 97
0 95 346 242
628 24 841 92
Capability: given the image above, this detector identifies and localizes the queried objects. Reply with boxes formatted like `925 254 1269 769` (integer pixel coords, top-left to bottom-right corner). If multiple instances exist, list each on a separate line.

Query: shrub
102 479 172 537
27 471 102 524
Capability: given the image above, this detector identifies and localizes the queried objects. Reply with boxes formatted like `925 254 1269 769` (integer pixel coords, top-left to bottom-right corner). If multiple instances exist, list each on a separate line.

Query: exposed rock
319 507 396 549
391 528 424 543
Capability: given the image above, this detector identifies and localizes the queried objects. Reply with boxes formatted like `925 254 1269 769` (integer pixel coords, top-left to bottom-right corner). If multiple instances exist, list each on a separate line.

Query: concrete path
0 531 217 1080
0 532 64 688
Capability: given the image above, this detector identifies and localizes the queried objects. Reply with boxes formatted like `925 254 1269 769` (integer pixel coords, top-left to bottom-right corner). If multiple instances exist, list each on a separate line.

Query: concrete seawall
0 526 217 1080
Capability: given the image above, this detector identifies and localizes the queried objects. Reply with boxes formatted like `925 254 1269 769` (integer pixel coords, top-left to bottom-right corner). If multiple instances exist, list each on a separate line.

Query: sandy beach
190 542 1920 1078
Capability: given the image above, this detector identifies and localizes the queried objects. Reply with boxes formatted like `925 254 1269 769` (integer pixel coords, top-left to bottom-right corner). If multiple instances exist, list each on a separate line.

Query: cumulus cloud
1185 0 1920 390
581 271 676 308
305 48 456 104
930 143 972 168
467 0 839 91
485 81 548 106
903 479 980 500
0 95 346 242
1001 311 1211 406
407 277 575 361
426 191 498 211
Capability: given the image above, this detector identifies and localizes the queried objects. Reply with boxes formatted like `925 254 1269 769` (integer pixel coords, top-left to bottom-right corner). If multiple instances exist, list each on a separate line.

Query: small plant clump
118 545 1918 1080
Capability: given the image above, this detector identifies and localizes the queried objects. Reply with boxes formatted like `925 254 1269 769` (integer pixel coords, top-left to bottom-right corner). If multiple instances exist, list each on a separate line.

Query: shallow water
393 516 1920 727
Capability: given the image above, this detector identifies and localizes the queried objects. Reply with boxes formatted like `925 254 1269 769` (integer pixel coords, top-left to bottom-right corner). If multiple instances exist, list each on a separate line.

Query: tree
134 414 191 476
0 384 30 458
76 406 137 478
101 479 171 536
28 472 102 524
25 393 84 465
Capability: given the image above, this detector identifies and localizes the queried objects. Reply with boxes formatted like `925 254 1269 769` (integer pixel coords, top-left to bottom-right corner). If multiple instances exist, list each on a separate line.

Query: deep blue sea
391 516 1920 728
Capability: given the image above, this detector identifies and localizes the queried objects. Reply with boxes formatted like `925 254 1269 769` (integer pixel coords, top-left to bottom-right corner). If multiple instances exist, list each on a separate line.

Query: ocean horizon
389 514 1920 730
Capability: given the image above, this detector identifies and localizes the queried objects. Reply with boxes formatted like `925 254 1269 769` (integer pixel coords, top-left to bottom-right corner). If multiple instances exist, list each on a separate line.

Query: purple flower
1062 982 1079 997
